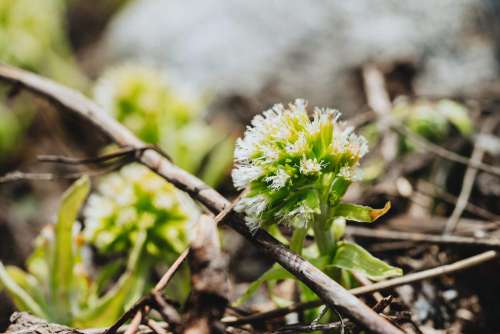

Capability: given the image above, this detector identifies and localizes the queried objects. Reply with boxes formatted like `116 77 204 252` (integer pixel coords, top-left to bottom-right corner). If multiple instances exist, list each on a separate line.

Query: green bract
233 99 378 231
84 163 200 261
94 64 233 186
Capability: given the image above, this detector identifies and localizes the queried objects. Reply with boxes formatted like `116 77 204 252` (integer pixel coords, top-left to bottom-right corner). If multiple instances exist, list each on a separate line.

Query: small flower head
84 163 199 259
232 99 368 229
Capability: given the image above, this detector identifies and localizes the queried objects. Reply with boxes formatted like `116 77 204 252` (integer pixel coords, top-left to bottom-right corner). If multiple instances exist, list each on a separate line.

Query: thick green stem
290 227 308 255
312 214 335 257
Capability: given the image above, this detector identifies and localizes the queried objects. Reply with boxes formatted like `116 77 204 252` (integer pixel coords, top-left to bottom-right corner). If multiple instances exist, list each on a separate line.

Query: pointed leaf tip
369 201 391 221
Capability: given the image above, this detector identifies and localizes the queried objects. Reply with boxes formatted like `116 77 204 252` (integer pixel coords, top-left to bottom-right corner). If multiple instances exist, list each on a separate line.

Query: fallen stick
0 64 402 334
347 226 500 248
444 117 499 234
224 250 498 326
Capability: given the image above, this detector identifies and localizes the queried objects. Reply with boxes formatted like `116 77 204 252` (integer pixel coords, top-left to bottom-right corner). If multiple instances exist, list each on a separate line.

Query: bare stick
0 171 56 183
419 180 500 222
392 124 500 177
182 215 229 334
37 147 137 165
350 250 497 295
144 320 168 334
224 250 498 325
0 162 127 184
123 312 142 334
362 64 398 162
444 118 499 233
153 248 189 293
0 63 402 334
104 298 151 334
272 296 393 334
347 226 500 248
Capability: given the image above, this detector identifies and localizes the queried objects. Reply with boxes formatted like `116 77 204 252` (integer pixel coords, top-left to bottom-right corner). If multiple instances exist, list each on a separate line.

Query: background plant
94 64 234 187
0 177 147 327
0 0 87 161
83 163 201 302
361 98 474 181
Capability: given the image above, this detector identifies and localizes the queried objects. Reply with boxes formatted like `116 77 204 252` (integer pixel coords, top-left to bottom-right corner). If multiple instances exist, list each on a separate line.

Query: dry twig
444 117 499 233
347 226 500 248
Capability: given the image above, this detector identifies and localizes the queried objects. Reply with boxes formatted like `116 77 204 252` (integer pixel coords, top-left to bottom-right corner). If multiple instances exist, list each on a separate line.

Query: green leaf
437 100 473 136
50 176 90 322
75 267 147 328
235 263 293 306
331 201 390 223
200 136 234 187
328 241 402 281
6 265 48 312
75 230 149 327
235 256 330 306
0 262 47 318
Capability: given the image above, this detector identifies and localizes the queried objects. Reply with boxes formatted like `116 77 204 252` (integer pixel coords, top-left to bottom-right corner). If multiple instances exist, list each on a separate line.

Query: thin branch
123 312 142 334
38 145 171 166
224 250 498 325
272 296 394 334
0 171 57 183
0 162 127 184
104 298 151 334
347 226 500 248
144 320 168 334
362 64 398 163
0 63 402 334
419 180 500 222
392 124 500 177
153 249 190 293
444 118 499 233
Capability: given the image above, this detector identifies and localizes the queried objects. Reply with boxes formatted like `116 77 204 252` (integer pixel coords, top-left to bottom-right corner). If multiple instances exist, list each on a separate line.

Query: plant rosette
232 100 401 306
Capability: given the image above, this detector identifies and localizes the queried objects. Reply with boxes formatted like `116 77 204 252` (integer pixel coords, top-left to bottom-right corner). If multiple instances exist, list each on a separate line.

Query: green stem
312 216 335 257
290 227 308 255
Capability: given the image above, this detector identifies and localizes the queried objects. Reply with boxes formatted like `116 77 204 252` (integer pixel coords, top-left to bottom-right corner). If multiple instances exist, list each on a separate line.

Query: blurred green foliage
393 98 473 151
360 98 473 181
0 177 145 327
0 0 88 161
0 172 197 327
94 64 234 187
0 0 87 88
84 163 199 263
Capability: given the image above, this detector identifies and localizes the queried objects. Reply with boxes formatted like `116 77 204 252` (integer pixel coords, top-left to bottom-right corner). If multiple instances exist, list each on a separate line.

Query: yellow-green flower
84 164 199 261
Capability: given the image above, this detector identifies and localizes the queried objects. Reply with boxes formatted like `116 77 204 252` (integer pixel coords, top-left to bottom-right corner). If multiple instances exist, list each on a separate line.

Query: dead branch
444 117 499 233
182 215 229 334
362 63 399 163
0 63 402 334
347 226 500 248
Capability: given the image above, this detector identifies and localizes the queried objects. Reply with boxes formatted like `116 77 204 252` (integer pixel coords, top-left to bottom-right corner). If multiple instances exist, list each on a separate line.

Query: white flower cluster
232 99 368 231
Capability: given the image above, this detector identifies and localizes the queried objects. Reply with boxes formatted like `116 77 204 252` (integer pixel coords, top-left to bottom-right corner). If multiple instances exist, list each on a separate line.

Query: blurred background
1 1 500 333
